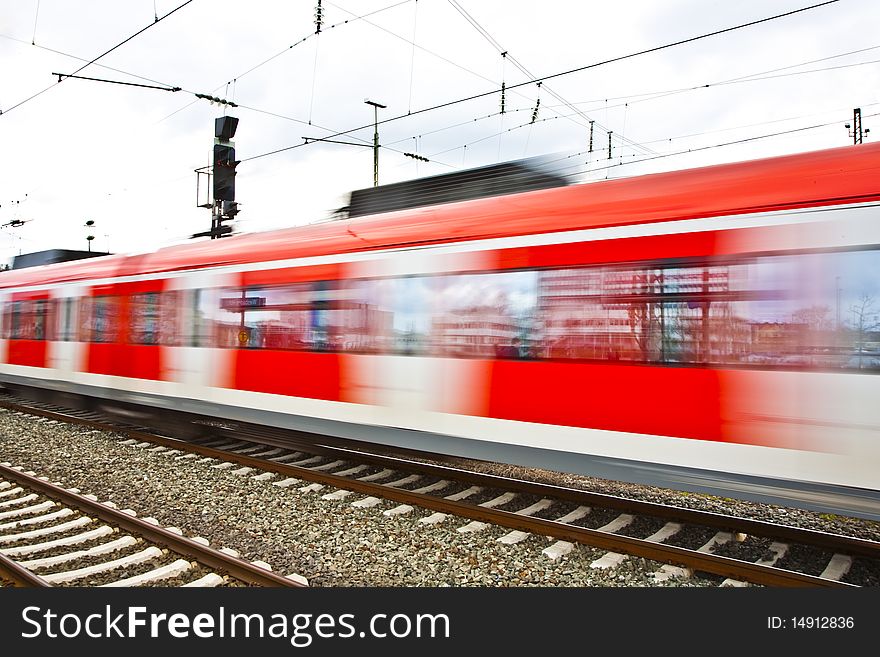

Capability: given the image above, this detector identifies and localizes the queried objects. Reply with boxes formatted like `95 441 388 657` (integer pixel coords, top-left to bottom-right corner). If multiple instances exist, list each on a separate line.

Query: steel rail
3 399 870 586
224 423 880 560
0 403 853 587
0 463 304 587
0 551 51 587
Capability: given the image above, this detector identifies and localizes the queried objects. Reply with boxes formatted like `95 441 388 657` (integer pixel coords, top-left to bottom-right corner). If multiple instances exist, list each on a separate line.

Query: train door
340 257 448 427
163 270 237 391
47 284 87 376
0 290 7 365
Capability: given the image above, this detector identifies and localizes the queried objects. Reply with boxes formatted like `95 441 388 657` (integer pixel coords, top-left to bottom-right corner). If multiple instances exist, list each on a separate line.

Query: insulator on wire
315 0 324 34
500 82 506 115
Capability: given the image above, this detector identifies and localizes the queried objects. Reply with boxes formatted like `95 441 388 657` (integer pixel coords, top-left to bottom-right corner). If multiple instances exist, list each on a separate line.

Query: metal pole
836 276 841 329
373 104 379 187
365 100 386 187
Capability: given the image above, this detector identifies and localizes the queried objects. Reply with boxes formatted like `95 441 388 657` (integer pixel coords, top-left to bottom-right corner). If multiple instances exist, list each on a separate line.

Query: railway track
1 396 878 587
0 463 306 588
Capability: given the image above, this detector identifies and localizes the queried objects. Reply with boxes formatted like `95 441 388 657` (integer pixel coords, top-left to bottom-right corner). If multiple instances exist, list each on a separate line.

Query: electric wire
446 0 655 156
241 0 840 164
31 0 40 45
153 0 413 125
1 0 195 117
559 111 880 179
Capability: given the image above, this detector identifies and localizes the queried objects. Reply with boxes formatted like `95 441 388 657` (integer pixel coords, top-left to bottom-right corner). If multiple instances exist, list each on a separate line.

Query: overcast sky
1 0 877 265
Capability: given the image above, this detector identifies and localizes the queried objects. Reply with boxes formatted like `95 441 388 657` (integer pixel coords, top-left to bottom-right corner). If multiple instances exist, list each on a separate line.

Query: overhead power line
552 111 880 179
155 0 413 125
0 32 182 90
446 0 654 155
1 0 195 117
242 0 840 164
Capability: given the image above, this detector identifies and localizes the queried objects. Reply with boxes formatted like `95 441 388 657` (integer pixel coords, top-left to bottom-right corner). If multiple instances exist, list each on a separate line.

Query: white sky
1 0 878 265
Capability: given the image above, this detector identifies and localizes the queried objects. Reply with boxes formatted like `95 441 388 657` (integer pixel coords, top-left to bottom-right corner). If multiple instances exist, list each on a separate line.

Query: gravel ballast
1 409 877 587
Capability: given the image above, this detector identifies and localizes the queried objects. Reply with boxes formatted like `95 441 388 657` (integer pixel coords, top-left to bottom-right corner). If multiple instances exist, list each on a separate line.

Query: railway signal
194 116 241 239
213 143 237 202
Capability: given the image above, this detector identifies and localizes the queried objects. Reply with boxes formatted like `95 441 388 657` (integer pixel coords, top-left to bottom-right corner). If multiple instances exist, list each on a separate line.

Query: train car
1 143 880 519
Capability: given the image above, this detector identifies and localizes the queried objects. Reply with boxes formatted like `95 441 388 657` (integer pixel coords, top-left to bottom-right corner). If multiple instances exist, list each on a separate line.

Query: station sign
220 297 266 310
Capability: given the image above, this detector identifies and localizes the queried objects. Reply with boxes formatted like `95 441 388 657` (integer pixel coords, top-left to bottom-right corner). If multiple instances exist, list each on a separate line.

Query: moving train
2 143 880 519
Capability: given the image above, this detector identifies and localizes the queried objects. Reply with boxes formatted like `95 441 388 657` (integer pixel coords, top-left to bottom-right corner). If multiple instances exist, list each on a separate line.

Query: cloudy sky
1 0 877 265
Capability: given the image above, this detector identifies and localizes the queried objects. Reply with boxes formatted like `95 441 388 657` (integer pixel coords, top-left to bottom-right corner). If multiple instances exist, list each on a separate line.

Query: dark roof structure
12 249 111 270
346 158 570 218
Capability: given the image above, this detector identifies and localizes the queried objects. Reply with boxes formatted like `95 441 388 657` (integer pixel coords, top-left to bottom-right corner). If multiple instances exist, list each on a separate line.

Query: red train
2 143 880 519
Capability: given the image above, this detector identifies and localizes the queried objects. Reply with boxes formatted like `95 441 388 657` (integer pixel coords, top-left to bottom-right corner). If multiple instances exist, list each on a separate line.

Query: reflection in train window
7 299 47 340
187 248 879 371
156 290 182 346
216 284 314 349
531 249 880 370
57 297 77 342
434 271 537 358
349 277 435 355
129 293 159 345
79 296 118 343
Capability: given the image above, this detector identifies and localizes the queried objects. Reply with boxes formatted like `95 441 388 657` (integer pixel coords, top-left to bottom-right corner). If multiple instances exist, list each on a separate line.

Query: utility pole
365 99 386 187
845 108 870 144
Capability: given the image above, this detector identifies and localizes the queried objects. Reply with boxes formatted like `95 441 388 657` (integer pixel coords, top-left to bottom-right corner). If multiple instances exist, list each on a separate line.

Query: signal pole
365 99 386 187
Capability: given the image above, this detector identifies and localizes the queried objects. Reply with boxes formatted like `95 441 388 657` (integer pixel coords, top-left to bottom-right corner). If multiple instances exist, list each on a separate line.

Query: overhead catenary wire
565 50 880 115
408 0 419 114
445 0 655 157
0 31 181 89
241 0 840 164
376 43 880 153
153 0 414 125
1 0 195 117
31 0 41 45
553 111 880 179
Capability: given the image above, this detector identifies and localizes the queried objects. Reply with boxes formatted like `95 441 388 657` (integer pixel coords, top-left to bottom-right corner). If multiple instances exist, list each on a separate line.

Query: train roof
3 142 880 289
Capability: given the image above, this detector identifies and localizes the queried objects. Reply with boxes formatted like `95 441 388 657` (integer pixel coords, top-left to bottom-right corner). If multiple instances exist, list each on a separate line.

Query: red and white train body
2 144 879 518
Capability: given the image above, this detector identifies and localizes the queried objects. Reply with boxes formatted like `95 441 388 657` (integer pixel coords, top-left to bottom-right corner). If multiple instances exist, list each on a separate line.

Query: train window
129 293 159 345
157 290 182 346
216 284 314 349
344 277 434 355
334 280 390 353
523 249 880 371
9 301 23 339
434 271 537 359
212 282 381 353
192 288 219 347
79 296 118 343
7 299 47 341
60 297 76 342
535 267 665 362
34 299 47 340
719 250 880 371
310 281 361 352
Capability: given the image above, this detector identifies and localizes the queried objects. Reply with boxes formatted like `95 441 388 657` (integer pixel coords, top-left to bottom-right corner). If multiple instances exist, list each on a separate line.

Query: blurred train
2 143 880 519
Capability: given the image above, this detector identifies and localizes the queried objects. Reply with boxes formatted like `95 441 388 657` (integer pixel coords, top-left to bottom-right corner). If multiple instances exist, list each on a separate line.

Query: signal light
213 144 238 202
